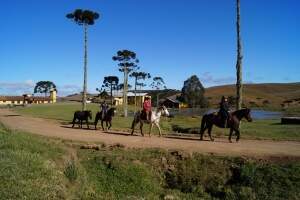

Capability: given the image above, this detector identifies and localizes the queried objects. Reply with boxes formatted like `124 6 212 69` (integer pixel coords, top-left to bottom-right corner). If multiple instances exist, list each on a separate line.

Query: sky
0 0 299 96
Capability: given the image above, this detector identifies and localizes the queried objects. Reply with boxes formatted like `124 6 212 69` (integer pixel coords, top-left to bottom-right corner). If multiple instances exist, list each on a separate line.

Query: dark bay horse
200 108 252 142
72 110 92 129
94 107 116 130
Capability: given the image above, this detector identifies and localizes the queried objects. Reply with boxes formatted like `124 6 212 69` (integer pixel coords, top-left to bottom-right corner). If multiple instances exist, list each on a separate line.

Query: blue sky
0 0 299 96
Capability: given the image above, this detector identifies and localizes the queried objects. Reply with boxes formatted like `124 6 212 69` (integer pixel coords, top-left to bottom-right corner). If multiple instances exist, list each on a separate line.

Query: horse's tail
200 114 207 133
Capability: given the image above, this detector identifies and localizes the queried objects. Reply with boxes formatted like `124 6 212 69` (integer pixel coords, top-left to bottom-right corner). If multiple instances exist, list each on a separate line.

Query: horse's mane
232 108 250 116
106 107 115 114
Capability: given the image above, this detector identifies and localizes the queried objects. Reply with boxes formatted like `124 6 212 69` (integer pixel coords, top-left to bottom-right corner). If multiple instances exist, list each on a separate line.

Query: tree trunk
236 0 243 110
134 77 137 112
82 23 88 111
110 83 113 106
123 68 128 117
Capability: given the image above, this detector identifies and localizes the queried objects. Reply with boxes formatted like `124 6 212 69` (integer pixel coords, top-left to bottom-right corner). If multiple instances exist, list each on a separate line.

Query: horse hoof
229 140 233 143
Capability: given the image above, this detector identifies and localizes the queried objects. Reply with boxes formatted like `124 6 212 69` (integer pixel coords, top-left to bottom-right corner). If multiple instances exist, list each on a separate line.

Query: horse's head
110 108 117 116
86 110 92 119
244 108 252 122
159 105 169 117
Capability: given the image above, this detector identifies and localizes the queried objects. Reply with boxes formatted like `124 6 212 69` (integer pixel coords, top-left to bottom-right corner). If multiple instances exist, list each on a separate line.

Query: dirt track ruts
1 109 300 158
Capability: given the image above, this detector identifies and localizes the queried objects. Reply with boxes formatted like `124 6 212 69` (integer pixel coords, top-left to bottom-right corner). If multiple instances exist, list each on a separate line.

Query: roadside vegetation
0 124 299 199
14 103 300 141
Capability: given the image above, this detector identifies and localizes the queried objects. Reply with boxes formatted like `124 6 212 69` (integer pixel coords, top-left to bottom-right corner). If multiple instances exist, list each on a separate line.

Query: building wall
0 100 24 105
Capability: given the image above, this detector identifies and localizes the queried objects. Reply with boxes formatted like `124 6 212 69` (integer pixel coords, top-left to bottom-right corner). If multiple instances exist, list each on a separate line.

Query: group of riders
100 96 230 127
100 96 152 120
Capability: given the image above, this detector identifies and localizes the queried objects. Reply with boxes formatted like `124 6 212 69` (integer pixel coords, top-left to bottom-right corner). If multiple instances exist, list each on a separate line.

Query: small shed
161 97 181 108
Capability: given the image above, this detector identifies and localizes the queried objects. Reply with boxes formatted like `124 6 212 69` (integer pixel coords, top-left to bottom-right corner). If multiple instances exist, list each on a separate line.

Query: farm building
0 90 57 105
113 92 150 106
160 94 188 108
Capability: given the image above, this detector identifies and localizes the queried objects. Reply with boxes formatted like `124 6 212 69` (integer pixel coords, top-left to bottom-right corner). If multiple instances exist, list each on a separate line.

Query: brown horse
200 108 252 142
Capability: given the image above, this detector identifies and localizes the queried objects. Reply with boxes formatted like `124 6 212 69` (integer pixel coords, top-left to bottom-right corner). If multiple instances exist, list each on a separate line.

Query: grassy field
1 124 300 199
13 102 300 141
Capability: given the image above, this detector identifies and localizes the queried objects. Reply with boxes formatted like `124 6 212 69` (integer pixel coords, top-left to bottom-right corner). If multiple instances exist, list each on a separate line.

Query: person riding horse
219 96 230 128
100 101 109 119
143 97 151 121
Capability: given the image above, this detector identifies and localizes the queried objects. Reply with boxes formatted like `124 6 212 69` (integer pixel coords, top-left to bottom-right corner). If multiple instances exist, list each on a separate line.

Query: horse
131 106 169 137
72 110 92 129
94 107 116 130
200 108 252 142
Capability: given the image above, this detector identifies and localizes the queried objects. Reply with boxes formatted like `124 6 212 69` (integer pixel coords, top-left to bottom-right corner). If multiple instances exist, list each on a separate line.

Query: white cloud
0 80 35 95
57 84 81 96
0 81 81 97
200 72 236 86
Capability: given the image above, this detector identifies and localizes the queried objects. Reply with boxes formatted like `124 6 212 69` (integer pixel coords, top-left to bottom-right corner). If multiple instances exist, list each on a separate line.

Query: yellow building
0 90 57 105
113 92 150 106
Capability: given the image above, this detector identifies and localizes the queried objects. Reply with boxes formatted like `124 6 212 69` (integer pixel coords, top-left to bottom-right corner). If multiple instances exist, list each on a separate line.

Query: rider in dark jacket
100 101 109 118
219 96 229 127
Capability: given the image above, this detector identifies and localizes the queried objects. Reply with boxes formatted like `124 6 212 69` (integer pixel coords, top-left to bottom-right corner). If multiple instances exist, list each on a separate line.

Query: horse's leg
72 117 76 128
155 122 162 137
80 120 83 128
108 120 112 130
208 125 214 141
200 125 207 140
149 123 153 137
236 129 240 142
101 120 104 131
229 128 233 143
131 121 137 135
94 117 98 130
106 121 108 131
86 119 89 129
140 122 144 137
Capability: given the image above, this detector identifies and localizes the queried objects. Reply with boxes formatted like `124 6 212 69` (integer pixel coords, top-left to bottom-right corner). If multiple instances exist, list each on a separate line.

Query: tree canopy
150 77 166 90
181 75 208 108
113 50 139 117
112 50 139 73
101 76 119 105
117 83 132 91
34 81 56 96
66 9 100 25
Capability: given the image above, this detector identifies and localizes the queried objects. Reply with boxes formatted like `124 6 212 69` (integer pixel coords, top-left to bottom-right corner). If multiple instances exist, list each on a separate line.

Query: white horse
131 106 169 137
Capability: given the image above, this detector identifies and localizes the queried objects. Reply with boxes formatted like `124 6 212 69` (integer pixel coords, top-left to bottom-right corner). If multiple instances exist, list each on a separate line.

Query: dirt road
1 109 300 158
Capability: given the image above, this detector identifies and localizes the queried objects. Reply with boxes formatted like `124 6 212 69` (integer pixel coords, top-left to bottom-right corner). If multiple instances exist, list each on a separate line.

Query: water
250 110 282 120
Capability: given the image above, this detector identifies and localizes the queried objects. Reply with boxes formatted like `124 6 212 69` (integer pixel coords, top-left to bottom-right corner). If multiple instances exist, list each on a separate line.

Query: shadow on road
2 114 21 117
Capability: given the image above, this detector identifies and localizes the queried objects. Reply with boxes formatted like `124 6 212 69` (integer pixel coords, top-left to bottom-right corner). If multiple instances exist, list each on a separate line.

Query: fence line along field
13 102 300 141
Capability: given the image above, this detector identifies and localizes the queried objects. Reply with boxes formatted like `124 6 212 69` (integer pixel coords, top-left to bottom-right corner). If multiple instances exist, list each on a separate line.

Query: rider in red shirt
143 97 151 120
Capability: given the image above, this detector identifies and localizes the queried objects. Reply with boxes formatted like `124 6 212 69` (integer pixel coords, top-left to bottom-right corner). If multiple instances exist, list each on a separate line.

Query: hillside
205 82 300 108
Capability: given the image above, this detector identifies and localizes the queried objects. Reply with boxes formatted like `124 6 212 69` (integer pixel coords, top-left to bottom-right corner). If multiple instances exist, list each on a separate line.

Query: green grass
14 102 300 141
0 124 300 199
0 124 66 199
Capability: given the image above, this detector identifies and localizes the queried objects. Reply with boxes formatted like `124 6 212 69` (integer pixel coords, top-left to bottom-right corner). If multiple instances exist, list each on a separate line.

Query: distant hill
205 82 300 107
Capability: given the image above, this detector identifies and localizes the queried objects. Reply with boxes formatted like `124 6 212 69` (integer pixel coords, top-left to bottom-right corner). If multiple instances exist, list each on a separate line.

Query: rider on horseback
219 96 230 128
100 100 109 119
143 97 151 121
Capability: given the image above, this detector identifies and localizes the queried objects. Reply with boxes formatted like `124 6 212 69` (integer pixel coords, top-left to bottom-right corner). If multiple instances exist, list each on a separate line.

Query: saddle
141 110 151 121
217 111 232 128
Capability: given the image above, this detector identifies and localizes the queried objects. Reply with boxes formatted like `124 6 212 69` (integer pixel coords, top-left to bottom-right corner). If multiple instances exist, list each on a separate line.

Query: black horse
200 108 252 142
72 110 92 129
94 107 116 130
